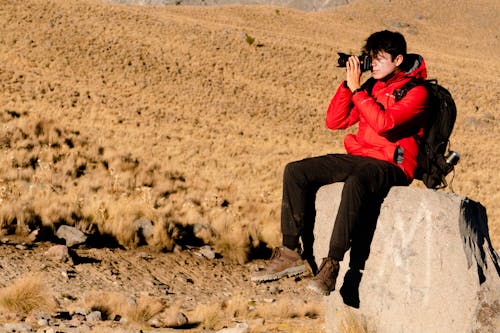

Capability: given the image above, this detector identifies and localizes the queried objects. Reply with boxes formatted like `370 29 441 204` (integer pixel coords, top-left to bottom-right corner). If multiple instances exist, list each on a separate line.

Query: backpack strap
393 78 425 102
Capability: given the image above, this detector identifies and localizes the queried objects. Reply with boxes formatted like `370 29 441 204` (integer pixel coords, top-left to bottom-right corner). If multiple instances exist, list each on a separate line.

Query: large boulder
313 184 500 333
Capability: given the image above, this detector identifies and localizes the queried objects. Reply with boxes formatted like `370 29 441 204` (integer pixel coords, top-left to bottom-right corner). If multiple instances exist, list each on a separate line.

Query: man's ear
395 54 404 67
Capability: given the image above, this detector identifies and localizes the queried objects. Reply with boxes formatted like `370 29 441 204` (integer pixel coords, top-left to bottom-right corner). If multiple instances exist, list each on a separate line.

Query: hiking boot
339 268 362 308
251 246 306 283
307 257 340 296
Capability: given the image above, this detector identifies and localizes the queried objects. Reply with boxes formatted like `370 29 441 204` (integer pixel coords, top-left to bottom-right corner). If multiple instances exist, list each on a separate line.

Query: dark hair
363 30 407 60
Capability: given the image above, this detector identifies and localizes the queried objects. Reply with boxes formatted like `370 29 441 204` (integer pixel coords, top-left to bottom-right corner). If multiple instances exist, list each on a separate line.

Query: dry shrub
93 196 145 247
225 294 253 320
125 296 164 323
150 217 176 252
257 218 281 248
82 292 126 319
261 298 298 319
0 274 56 315
211 216 250 264
192 300 226 330
194 296 321 331
82 292 164 323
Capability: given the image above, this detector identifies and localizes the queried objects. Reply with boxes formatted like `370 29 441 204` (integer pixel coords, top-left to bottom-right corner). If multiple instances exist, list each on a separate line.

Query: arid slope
0 0 499 255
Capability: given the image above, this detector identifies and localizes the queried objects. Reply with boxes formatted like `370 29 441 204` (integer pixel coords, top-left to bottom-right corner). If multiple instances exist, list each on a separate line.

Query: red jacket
326 55 429 180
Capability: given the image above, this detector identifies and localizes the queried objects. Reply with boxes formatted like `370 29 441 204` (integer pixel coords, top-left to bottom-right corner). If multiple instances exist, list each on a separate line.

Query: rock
85 311 102 322
24 311 52 327
313 184 500 333
216 322 249 333
37 327 55 333
0 323 33 333
150 310 189 328
44 245 71 263
56 225 87 247
133 217 154 245
197 245 216 259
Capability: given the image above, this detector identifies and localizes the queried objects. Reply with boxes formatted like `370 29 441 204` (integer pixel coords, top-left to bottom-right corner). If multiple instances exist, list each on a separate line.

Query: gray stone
56 225 87 247
313 184 500 333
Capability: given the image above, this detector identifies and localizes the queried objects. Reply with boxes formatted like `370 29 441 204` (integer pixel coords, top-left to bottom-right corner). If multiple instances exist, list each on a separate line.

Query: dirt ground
0 0 499 331
0 238 324 332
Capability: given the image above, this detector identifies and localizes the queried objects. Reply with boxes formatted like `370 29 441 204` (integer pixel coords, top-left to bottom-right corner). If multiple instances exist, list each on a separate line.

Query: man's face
371 51 401 80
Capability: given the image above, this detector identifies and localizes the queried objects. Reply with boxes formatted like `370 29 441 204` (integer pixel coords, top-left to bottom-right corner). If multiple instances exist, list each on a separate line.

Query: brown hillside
0 0 499 331
1 0 499 254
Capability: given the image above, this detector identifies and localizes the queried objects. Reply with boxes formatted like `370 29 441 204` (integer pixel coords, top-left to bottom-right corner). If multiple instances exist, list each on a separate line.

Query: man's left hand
346 55 362 92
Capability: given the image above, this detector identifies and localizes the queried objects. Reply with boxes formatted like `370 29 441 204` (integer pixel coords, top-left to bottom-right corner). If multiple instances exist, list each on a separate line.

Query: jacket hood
400 53 427 80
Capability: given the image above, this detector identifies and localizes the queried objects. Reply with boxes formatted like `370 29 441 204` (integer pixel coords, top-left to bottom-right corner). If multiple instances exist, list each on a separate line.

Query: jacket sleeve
352 85 428 137
325 81 360 129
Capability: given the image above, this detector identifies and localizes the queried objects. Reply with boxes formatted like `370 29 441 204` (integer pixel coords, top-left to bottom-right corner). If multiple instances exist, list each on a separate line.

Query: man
252 30 429 296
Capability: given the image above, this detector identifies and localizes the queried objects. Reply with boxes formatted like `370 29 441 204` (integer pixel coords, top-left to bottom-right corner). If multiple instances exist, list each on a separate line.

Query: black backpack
394 79 459 189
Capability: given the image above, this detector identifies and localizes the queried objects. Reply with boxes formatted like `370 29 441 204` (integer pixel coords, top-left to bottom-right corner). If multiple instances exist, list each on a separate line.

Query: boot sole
251 265 306 283
307 281 333 296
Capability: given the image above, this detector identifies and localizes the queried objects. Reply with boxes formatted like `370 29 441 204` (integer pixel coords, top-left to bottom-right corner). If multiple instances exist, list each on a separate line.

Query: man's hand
346 55 362 92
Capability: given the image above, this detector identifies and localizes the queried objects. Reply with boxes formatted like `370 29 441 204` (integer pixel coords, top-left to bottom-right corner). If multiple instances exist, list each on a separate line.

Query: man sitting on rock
252 30 429 296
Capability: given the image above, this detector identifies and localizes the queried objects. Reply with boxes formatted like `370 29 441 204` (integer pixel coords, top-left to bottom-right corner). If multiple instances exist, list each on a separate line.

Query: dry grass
256 297 323 320
192 295 323 330
338 310 371 333
0 0 498 265
82 292 165 323
193 301 226 330
126 296 164 323
0 274 56 315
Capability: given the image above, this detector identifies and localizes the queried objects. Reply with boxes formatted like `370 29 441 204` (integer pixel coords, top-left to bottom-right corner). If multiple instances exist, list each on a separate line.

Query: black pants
281 154 409 270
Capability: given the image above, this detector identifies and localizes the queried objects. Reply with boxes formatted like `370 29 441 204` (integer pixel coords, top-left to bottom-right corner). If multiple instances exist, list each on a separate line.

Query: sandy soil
0 0 499 331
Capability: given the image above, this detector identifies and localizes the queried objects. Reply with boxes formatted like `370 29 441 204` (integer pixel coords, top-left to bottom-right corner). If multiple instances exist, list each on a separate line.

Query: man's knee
283 160 304 183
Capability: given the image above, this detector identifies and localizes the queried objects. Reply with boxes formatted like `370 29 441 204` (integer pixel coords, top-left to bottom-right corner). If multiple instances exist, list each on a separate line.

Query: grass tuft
0 274 56 315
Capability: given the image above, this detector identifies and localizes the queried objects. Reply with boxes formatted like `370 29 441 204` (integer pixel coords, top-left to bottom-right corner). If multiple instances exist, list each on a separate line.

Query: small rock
133 218 154 244
268 285 282 295
198 245 216 259
169 312 189 327
216 322 249 333
24 311 52 327
28 229 39 242
85 311 102 322
37 318 49 326
149 318 162 328
37 328 55 333
1 323 33 333
67 315 83 328
45 245 71 263
56 225 87 247
15 243 28 250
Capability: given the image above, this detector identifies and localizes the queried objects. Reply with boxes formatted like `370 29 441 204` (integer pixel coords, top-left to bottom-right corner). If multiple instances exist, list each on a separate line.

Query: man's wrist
351 87 363 95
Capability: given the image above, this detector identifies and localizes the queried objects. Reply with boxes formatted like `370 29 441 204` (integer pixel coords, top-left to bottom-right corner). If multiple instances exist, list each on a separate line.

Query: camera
337 52 372 72
445 150 460 166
